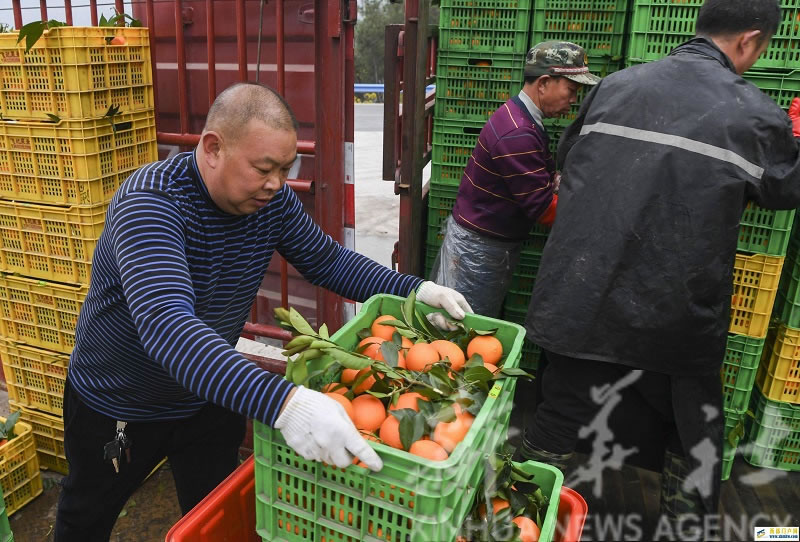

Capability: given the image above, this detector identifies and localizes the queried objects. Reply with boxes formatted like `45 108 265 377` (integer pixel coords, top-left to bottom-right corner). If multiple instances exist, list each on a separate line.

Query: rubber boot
520 434 573 472
659 450 717 541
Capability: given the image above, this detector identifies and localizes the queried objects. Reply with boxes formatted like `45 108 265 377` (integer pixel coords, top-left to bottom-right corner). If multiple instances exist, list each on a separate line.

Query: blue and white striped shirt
68 151 421 424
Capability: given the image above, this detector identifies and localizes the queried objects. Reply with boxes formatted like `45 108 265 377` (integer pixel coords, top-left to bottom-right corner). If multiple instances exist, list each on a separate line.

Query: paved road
354 102 385 132
354 103 431 271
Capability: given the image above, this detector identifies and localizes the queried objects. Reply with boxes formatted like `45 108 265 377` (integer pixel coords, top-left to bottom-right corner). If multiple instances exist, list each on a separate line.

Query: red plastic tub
553 486 588 542
166 455 259 542
166 456 588 542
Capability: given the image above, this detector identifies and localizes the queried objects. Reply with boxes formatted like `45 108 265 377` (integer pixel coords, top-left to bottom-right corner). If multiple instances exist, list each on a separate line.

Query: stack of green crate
625 0 800 479
496 0 631 371
427 0 533 278
530 0 629 155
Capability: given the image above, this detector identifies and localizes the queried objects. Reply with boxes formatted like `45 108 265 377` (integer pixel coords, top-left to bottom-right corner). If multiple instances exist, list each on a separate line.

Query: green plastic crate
774 236 800 328
520 341 542 372
428 183 459 216
458 460 562 541
438 0 532 54
426 221 447 248
737 203 795 256
498 308 541 371
425 244 440 280
531 0 629 58
522 224 551 256
431 162 466 188
623 65 800 113
628 0 800 69
0 483 9 542
743 388 800 472
722 408 744 481
504 288 533 312
743 70 800 112
721 334 764 413
434 52 525 121
543 123 565 156
254 294 529 542
431 119 483 172
515 252 542 280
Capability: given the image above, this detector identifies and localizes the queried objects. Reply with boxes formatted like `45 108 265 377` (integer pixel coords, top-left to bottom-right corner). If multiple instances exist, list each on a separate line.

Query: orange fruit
341 368 359 384
352 369 377 394
358 336 385 359
513 516 541 542
325 392 355 421
321 382 347 395
109 35 127 45
484 362 500 374
408 439 449 461
351 394 386 432
432 408 475 453
361 336 408 367
405 342 440 372
371 314 398 341
389 392 428 412
430 340 466 371
378 414 403 449
467 335 503 365
478 497 510 519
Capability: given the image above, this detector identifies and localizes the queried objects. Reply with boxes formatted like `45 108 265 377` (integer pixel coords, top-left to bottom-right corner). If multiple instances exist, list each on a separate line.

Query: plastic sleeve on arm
110 191 295 426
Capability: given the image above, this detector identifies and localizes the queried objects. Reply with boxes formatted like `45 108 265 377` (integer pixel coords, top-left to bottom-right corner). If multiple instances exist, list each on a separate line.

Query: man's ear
739 29 763 53
537 75 552 93
200 131 223 166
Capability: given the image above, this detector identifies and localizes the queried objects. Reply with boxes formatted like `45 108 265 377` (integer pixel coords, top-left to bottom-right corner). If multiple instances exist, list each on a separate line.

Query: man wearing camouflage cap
431 41 599 318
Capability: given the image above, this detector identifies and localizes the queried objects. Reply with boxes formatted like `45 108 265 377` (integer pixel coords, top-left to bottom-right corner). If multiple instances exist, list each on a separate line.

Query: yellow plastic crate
0 110 156 205
0 417 43 516
0 201 106 284
756 324 800 404
0 339 68 416
13 402 67 475
0 273 88 354
729 253 783 338
0 26 153 120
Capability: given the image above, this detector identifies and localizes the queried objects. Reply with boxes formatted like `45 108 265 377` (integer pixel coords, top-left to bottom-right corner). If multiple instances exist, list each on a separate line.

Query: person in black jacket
521 0 800 535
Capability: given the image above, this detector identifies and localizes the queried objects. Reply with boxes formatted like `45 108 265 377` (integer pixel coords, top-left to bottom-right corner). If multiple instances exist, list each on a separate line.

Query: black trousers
527 351 683 455
526 350 723 513
55 378 246 542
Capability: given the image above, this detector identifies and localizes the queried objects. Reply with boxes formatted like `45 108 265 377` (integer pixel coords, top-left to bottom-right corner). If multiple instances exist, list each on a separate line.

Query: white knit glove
274 386 383 471
416 281 473 331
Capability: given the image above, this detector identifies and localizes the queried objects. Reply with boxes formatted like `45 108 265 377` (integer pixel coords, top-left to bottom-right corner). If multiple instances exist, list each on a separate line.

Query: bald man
55 82 471 540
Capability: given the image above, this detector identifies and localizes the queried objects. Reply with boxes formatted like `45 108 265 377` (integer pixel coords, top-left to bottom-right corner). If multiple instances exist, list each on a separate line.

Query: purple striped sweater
452 96 557 240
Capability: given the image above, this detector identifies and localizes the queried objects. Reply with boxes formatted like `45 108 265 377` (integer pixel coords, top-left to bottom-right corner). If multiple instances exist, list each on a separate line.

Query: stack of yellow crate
0 25 157 512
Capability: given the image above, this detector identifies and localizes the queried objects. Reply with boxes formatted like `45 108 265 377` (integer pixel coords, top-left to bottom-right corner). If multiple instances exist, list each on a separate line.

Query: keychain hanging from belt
103 421 132 473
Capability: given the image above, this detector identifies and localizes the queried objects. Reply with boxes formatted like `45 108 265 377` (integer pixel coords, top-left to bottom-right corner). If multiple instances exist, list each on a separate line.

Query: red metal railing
9 0 352 343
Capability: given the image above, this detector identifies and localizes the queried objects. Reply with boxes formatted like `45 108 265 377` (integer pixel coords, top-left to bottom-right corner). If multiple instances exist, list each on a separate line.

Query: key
115 421 132 464
104 440 121 473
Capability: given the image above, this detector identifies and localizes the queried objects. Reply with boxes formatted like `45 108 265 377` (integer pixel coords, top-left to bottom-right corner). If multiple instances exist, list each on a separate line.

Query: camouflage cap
524 41 601 86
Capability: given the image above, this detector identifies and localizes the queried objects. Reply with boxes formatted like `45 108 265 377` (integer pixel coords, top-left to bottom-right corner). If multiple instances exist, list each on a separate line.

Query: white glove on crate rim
274 386 383 471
